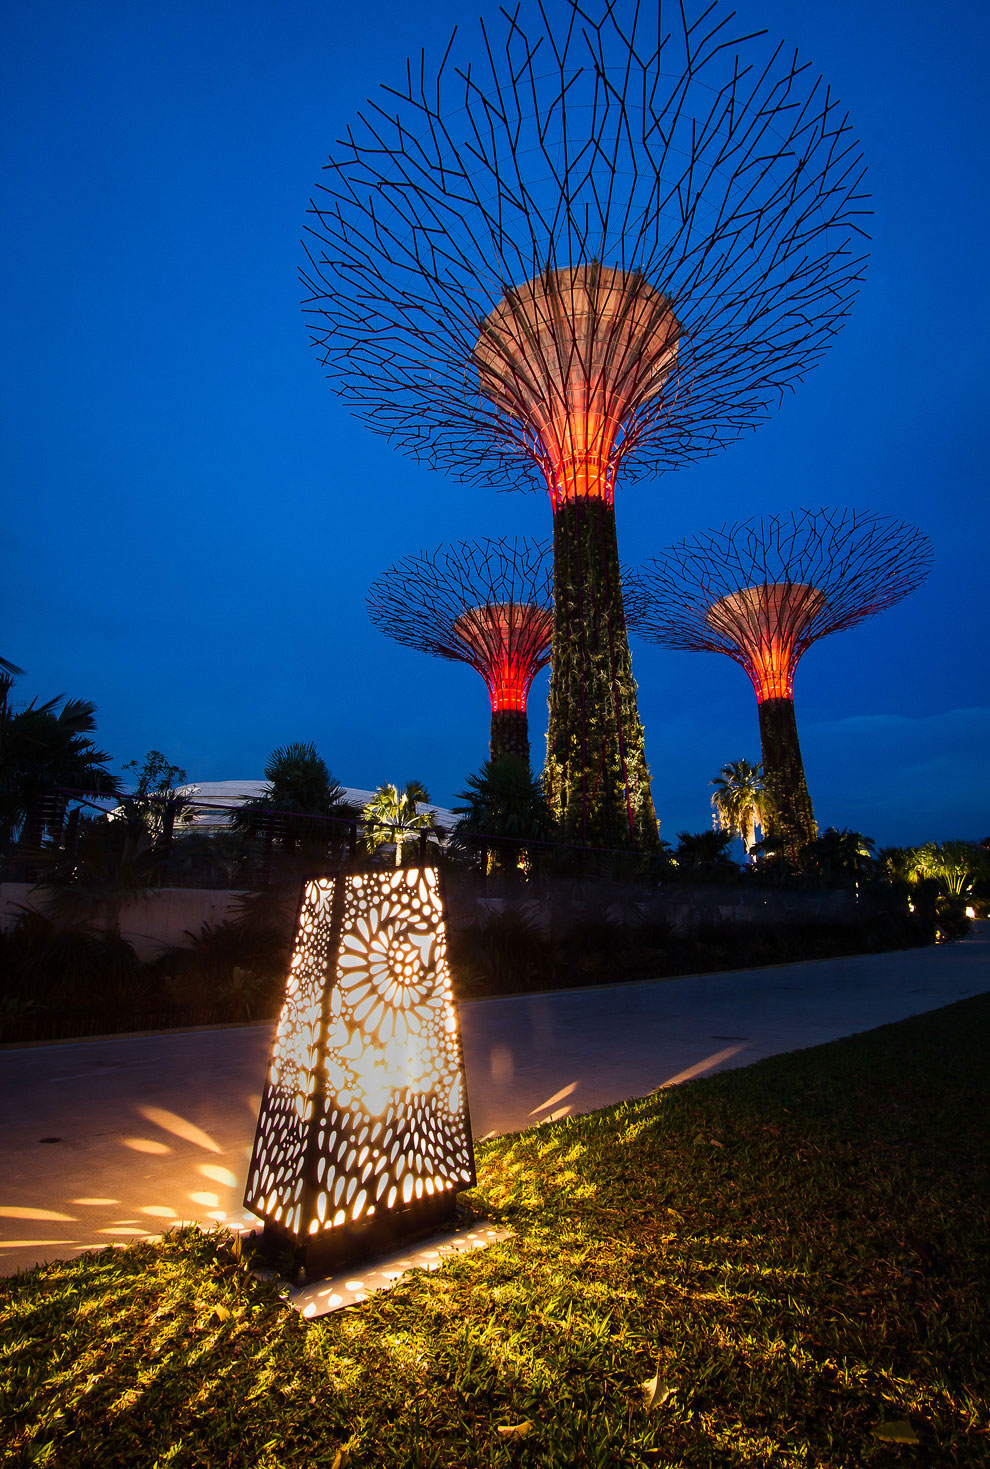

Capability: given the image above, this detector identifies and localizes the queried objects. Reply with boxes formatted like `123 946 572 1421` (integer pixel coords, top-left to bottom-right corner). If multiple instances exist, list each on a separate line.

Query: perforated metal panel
245 868 474 1259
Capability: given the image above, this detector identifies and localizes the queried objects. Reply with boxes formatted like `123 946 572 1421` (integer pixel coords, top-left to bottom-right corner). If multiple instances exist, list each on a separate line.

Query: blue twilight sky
2 0 988 847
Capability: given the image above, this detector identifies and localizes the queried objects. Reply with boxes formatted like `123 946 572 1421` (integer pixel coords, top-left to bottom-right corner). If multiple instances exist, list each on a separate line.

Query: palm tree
362 782 435 866
0 674 120 850
45 818 162 939
453 754 555 873
910 841 987 899
673 829 738 877
801 827 876 883
234 741 354 853
710 759 766 859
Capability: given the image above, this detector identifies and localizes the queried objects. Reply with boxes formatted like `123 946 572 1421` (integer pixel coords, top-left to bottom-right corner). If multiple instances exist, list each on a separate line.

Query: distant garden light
245 867 475 1277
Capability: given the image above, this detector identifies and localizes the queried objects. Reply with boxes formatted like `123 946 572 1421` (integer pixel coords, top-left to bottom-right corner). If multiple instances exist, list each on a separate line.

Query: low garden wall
0 884 246 960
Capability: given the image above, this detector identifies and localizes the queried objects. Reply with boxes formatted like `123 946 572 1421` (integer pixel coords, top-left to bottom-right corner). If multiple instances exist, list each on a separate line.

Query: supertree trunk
490 708 530 765
757 696 817 864
545 500 658 850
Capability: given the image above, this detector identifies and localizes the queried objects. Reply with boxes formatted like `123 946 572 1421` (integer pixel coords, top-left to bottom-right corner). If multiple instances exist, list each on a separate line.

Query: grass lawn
2 993 988 1467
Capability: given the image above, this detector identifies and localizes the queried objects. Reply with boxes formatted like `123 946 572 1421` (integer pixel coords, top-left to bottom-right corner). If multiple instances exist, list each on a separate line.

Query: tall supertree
367 538 553 767
626 510 933 863
302 0 869 849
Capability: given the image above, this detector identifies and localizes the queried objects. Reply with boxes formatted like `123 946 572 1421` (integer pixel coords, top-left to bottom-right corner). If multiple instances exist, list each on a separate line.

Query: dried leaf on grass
496 1421 533 1441
874 1420 919 1444
641 1374 674 1411
330 1448 350 1469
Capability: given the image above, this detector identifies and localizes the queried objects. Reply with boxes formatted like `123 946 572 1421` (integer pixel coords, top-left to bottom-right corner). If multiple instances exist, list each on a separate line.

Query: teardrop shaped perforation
244 869 475 1237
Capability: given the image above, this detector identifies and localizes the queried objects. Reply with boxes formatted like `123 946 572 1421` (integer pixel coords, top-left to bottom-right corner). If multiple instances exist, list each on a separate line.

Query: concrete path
2 931 987 1279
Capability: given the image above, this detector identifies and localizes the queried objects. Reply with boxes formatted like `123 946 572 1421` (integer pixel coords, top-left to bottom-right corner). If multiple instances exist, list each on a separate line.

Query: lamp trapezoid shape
244 866 475 1277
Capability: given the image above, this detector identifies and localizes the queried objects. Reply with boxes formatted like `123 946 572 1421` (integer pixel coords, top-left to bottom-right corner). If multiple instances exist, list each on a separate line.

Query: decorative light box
244 867 475 1277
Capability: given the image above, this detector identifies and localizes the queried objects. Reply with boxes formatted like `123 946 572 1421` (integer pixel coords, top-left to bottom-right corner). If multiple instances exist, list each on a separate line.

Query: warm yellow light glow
245 867 474 1241
137 1106 222 1153
0 1205 77 1222
197 1164 240 1188
529 1080 581 1116
122 1138 171 1155
0 1239 72 1249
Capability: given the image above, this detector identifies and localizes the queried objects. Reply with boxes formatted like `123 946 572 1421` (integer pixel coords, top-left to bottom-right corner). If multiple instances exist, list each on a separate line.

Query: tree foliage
362 783 435 867
907 841 988 900
710 759 766 857
455 756 555 844
800 827 877 884
0 674 119 848
673 829 738 877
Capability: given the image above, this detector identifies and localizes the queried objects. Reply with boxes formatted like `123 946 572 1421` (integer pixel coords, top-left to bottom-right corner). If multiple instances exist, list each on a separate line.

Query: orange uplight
707 583 827 702
475 265 680 509
453 602 553 711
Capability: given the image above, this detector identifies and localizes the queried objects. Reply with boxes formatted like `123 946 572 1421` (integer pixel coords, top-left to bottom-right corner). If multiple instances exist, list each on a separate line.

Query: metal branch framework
626 508 933 861
367 538 553 764
303 0 870 848
302 0 869 490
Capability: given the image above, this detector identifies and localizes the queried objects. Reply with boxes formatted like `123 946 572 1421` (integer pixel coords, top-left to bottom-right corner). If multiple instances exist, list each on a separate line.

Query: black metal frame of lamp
244 860 476 1281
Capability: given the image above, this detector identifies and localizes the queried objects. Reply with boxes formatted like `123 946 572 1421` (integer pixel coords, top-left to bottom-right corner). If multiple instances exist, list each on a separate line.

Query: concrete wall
455 881 867 934
0 876 877 962
0 884 246 960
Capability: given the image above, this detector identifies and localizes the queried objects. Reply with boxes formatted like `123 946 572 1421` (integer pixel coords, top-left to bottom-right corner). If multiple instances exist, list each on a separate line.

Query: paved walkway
2 931 987 1278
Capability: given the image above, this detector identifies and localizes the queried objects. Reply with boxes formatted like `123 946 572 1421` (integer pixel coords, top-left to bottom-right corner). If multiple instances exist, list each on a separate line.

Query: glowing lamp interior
707 583 827 701
244 868 474 1252
474 264 680 509
453 601 554 711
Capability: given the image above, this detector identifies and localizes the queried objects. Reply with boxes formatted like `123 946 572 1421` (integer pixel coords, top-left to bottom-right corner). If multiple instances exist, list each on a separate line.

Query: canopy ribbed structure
367 538 552 766
475 266 681 510
626 510 933 863
303 0 870 849
706 584 828 703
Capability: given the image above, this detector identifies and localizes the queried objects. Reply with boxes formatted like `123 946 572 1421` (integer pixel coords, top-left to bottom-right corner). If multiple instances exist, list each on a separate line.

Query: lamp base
259 1191 459 1282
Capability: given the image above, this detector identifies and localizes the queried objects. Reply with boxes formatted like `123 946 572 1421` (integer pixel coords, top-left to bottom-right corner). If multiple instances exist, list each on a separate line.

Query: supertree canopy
625 509 933 863
302 0 869 849
367 538 553 767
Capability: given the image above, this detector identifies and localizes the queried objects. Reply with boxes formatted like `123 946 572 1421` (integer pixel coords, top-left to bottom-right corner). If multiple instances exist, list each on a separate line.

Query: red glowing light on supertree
452 602 554 712
625 509 933 863
706 584 827 702
366 539 553 763
303 0 871 846
474 266 681 511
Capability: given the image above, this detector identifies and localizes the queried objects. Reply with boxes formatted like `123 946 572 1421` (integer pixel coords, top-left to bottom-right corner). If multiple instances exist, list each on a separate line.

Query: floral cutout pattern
245 868 474 1240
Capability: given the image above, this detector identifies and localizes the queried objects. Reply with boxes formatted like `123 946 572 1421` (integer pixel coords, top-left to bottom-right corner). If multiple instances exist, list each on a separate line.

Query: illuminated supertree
626 510 933 863
302 0 869 848
367 538 553 767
